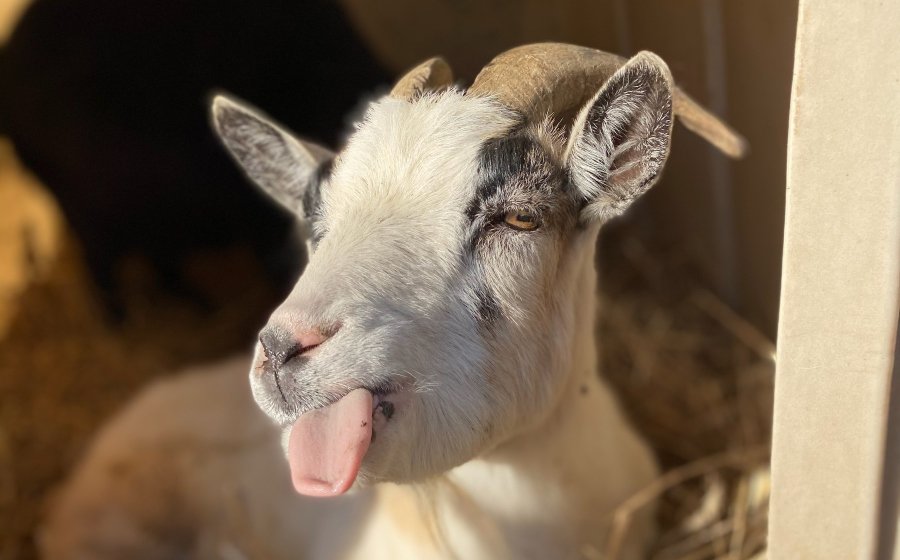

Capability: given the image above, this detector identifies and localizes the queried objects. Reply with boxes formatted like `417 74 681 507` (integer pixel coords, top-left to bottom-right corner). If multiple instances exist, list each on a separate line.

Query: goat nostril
282 343 304 364
258 326 336 372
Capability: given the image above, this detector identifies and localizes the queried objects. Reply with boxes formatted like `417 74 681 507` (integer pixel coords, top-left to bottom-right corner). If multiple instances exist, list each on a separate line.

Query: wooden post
770 1 900 557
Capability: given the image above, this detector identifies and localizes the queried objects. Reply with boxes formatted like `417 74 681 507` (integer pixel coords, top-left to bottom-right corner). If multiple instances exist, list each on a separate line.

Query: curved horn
468 43 747 158
390 57 454 101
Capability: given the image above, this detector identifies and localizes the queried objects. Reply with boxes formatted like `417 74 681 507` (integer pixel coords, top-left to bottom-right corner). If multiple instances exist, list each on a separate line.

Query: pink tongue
287 388 373 497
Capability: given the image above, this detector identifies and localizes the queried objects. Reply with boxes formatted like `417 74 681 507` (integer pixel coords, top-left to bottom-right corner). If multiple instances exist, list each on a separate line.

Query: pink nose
258 326 334 370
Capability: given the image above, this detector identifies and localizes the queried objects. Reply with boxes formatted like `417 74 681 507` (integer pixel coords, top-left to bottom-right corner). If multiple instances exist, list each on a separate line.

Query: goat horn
468 43 747 158
390 57 454 101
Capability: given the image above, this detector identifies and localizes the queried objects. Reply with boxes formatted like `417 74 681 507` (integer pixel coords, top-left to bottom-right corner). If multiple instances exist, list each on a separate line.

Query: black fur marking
304 157 332 221
377 401 395 420
311 228 325 248
462 250 503 328
461 128 580 330
462 129 574 329
476 283 502 324
465 134 541 223
464 129 573 251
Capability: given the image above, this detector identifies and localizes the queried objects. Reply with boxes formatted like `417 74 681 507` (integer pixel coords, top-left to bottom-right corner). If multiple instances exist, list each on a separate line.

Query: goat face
211 52 674 496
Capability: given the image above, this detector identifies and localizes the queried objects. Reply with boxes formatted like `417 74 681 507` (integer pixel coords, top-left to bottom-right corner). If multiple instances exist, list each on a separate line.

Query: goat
42 43 744 559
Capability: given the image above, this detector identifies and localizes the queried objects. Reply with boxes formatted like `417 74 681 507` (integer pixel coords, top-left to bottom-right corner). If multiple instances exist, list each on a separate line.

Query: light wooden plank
770 1 900 557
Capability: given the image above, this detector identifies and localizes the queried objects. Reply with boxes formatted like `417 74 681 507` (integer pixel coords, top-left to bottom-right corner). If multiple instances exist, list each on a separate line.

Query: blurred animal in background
42 44 745 559
0 0 388 315
40 358 301 560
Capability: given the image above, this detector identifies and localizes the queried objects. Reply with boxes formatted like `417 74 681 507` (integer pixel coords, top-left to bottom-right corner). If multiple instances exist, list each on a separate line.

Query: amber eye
503 210 540 231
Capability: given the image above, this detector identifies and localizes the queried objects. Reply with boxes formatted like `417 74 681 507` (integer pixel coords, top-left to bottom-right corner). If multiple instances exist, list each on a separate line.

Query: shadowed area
0 0 388 314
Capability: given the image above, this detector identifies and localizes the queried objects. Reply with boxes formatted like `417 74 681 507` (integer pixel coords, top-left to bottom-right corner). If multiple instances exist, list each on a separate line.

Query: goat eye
503 210 540 231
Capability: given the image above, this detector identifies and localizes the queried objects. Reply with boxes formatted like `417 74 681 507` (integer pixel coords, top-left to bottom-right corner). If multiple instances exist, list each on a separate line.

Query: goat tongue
287 388 373 497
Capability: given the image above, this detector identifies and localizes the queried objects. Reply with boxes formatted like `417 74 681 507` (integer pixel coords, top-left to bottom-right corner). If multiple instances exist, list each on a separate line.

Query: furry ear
566 51 674 223
210 94 333 219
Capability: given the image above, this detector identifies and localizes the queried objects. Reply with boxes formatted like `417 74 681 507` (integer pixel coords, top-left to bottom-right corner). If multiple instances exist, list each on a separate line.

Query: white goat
42 43 744 560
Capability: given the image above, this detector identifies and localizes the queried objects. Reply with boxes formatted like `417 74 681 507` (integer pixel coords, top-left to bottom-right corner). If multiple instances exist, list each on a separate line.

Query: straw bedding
596 230 773 559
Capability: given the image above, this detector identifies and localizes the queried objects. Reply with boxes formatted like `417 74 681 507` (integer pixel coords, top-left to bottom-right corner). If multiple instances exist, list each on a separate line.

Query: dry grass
597 232 774 559
0 140 773 559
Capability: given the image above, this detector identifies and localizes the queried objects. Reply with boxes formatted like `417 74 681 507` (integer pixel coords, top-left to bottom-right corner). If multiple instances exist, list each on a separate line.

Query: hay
597 231 774 560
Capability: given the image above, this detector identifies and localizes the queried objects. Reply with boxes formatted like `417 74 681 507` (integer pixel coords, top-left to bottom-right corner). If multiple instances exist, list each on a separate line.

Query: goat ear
566 51 674 223
210 94 333 218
